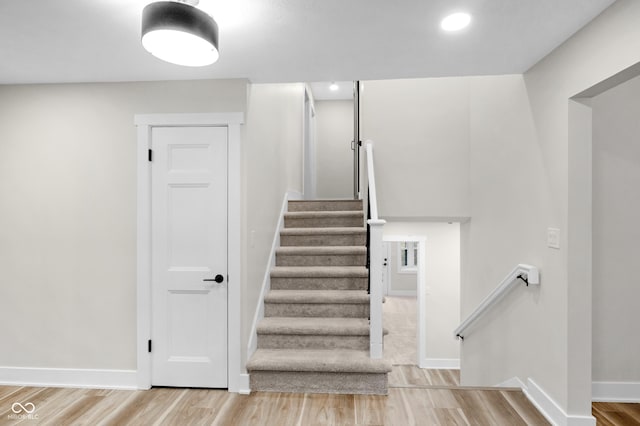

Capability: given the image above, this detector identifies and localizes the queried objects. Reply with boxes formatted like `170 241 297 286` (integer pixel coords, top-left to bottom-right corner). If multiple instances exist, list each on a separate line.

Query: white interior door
150 126 228 388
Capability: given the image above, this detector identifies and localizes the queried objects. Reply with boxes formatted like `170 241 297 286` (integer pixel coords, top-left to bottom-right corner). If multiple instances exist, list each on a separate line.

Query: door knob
203 274 224 283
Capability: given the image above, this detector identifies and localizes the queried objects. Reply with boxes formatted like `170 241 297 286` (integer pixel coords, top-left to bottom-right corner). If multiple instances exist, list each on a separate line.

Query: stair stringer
246 191 303 359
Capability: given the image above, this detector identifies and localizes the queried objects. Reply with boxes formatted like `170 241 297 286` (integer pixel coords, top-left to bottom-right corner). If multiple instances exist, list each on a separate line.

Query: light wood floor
2 296 629 425
0 384 551 425
592 402 640 425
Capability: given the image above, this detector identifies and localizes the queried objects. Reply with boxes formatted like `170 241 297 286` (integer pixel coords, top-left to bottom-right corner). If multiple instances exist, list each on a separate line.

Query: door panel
151 126 228 388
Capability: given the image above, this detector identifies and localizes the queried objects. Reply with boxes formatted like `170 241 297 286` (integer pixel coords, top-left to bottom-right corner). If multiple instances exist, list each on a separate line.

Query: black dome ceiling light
141 0 219 67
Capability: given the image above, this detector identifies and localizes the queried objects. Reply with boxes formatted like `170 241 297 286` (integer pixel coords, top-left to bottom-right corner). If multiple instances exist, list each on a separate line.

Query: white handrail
365 141 379 220
365 140 385 359
454 264 540 340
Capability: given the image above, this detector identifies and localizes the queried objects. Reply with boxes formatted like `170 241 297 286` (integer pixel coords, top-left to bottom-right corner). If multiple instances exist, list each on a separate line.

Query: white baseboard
237 374 251 395
246 191 302 359
0 367 137 390
524 378 595 426
495 376 527 389
592 381 640 402
420 358 460 369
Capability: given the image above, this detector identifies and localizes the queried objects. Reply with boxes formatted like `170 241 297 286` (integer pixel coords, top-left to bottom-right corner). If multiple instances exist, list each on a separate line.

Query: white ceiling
0 0 617 85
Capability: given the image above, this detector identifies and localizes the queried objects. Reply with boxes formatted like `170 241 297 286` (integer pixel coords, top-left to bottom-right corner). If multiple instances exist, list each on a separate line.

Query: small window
398 241 418 273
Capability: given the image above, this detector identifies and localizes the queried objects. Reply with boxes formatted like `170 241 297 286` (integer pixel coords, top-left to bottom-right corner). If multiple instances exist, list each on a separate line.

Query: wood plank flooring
3 295 629 424
0 384 550 425
592 402 640 426
389 365 460 388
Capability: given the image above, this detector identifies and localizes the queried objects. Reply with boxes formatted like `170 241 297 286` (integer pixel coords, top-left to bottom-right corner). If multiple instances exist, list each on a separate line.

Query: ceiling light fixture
440 12 471 32
141 0 219 67
329 82 339 91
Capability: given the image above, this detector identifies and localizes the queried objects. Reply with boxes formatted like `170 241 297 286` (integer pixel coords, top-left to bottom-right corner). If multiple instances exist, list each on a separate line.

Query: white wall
591 75 640 383
360 18 640 414
361 78 470 219
520 0 640 414
315 100 353 199
0 79 247 370
383 222 460 363
242 83 304 367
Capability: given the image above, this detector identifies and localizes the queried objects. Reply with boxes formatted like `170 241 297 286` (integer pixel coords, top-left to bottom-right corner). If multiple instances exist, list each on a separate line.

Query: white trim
246 190 302 358
495 376 527 390
134 112 243 126
0 367 137 390
227 117 243 393
237 374 251 395
524 378 596 426
135 112 244 392
386 290 418 297
422 359 460 369
592 381 640 402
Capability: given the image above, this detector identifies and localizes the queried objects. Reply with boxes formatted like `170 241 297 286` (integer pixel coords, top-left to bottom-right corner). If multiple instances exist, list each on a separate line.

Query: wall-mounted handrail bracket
517 273 529 286
456 334 464 341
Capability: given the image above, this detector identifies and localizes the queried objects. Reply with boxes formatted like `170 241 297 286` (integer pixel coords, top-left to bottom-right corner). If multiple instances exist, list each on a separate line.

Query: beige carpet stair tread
247 349 392 374
280 227 366 235
264 290 369 304
257 317 371 335
285 211 364 219
288 200 363 212
270 266 368 277
276 246 367 255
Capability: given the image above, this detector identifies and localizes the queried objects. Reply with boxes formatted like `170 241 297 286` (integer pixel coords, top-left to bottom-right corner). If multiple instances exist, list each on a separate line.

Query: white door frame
382 235 427 368
135 113 243 392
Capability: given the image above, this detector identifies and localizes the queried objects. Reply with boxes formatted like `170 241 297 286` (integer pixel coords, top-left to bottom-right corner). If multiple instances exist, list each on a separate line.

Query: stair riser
288 201 363 212
280 234 366 247
264 303 369 318
284 216 364 228
250 371 388 395
270 277 368 291
276 254 366 267
257 334 369 350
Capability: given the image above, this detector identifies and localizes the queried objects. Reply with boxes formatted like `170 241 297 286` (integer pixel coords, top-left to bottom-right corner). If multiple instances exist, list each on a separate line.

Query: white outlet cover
547 228 560 249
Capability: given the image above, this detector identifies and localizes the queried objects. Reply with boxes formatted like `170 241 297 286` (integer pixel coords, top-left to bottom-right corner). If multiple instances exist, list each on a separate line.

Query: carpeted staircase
247 199 392 395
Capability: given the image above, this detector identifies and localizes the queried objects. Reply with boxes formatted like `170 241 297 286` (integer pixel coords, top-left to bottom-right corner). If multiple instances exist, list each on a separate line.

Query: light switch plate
547 228 560 249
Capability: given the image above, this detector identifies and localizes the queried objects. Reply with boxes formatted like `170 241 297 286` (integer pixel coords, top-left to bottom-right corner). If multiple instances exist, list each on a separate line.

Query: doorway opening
569 63 640 404
381 222 461 386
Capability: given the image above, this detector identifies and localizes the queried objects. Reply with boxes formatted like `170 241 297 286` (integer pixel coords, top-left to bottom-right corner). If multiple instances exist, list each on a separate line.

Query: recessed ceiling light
329 83 339 91
441 12 471 32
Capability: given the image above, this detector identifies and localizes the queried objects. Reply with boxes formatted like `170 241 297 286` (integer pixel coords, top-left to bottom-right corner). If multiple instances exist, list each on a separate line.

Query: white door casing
135 113 244 392
151 126 228 387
